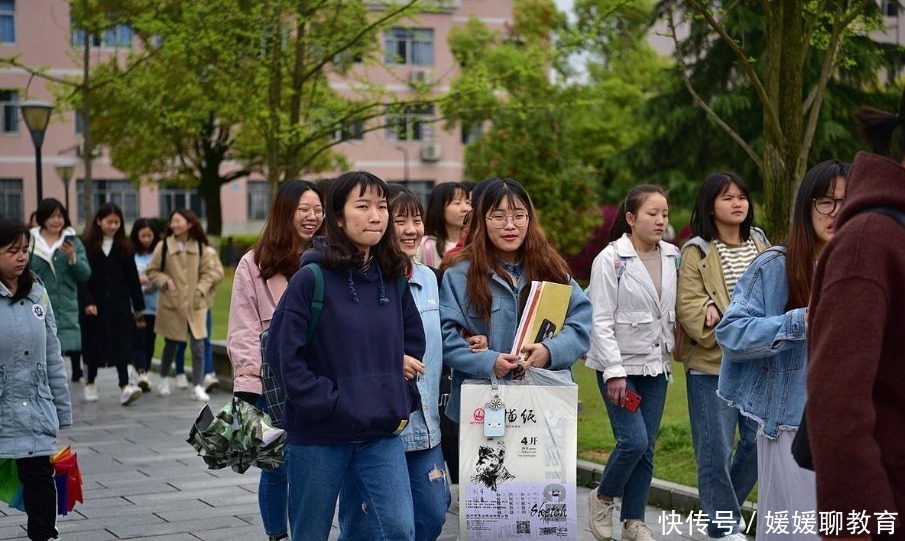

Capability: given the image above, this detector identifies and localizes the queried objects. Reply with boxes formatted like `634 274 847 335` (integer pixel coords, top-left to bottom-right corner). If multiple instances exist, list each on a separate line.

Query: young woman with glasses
586 184 680 541
716 160 850 541
438 178 591 441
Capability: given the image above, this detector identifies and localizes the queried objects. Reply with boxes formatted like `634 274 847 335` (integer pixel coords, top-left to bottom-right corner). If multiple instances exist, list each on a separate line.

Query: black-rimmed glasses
812 196 844 216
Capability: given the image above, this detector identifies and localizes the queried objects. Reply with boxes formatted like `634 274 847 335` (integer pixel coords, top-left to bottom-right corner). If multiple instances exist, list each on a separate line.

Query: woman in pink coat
227 179 324 541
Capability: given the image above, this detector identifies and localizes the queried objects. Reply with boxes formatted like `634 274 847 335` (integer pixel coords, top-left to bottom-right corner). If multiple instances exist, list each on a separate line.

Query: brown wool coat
146 237 215 341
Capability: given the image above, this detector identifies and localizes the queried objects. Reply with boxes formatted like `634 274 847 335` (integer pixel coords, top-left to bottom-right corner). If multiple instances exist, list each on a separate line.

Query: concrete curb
578 459 757 518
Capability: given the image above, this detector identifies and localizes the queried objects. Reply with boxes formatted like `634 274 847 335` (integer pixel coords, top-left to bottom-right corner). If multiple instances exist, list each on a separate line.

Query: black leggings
66 351 82 379
16 455 58 541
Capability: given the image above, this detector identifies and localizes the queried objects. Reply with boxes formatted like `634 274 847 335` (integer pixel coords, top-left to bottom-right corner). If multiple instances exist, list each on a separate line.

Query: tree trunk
81 14 93 225
199 168 223 237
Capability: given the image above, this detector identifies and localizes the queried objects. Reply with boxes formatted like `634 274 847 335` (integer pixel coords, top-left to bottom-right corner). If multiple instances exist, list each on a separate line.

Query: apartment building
0 0 512 232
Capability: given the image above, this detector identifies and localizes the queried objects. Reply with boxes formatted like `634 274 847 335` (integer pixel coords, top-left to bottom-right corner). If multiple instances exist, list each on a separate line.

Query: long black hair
83 202 132 260
130 218 160 256
690 172 755 242
320 171 407 277
0 218 35 303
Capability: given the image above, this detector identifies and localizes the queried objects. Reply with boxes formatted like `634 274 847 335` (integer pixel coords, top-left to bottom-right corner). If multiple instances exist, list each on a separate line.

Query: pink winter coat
226 250 288 395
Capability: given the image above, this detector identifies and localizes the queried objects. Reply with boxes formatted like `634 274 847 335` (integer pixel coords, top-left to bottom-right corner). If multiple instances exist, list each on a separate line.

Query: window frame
0 0 14 45
0 178 23 221
0 89 19 134
384 28 434 66
76 179 141 222
386 104 435 142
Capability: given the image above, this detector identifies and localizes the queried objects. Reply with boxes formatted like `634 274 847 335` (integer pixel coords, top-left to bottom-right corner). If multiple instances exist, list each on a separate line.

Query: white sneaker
175 373 189 389
623 521 656 541
192 385 210 402
588 490 616 540
84 383 99 402
120 384 142 406
721 533 748 541
202 372 220 392
137 373 151 393
158 377 171 396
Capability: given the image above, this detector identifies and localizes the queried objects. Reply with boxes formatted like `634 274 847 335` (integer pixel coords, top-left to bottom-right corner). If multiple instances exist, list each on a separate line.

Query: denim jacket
400 263 442 452
715 247 808 439
439 260 592 422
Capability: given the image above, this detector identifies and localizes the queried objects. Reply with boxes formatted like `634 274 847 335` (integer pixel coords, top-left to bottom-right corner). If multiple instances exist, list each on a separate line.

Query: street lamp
395 145 410 182
55 159 77 212
20 101 54 204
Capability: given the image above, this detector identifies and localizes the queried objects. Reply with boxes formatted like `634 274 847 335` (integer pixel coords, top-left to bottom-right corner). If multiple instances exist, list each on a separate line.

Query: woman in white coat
586 185 679 541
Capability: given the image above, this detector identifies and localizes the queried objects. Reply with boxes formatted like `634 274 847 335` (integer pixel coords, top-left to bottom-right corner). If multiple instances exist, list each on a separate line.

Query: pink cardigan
226 250 288 395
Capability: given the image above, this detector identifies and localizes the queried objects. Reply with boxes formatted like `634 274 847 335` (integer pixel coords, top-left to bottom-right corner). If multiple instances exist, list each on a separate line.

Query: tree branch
666 13 763 169
683 0 782 143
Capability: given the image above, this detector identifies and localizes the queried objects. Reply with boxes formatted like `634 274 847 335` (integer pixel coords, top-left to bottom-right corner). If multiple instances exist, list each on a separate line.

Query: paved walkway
0 366 712 541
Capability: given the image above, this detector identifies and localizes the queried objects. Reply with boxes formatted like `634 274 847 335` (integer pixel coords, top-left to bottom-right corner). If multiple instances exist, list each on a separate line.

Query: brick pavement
0 366 713 541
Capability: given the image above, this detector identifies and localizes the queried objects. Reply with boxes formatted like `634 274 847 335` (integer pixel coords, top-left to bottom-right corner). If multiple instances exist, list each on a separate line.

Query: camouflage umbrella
187 398 286 474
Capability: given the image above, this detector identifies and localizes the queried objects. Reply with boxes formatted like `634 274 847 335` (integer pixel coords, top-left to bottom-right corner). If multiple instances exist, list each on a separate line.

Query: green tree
81 0 433 235
443 0 601 255
657 0 895 238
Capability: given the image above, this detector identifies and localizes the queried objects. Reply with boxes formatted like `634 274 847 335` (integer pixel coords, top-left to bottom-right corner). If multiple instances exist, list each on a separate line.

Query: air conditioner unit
409 68 433 85
420 144 442 162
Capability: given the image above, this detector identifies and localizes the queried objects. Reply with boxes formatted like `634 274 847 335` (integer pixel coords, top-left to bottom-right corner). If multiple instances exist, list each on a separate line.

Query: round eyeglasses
812 196 844 216
486 212 529 229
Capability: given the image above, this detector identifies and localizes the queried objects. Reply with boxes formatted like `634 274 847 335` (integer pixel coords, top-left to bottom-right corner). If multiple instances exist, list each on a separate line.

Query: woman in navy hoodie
266 171 426 541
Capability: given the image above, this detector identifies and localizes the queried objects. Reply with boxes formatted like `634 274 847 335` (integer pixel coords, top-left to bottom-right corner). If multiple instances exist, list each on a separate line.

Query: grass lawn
575 361 699 489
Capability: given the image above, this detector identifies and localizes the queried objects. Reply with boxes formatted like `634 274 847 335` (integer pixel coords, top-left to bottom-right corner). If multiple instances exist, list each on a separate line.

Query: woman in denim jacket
716 160 850 541
586 185 679 541
0 218 72 541
439 179 591 426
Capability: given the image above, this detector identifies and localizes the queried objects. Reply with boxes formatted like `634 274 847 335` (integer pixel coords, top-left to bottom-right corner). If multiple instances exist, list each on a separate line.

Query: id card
484 394 505 437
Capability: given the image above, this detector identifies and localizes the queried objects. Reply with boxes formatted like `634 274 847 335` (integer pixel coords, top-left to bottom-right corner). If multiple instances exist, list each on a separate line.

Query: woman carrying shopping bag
0 217 72 541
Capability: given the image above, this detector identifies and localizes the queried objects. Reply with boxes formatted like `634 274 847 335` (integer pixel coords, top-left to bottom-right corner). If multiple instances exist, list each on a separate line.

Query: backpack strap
161 239 168 271
303 263 324 338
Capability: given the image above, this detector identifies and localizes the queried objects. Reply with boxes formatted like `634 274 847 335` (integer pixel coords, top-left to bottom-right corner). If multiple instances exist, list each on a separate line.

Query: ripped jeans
339 444 450 541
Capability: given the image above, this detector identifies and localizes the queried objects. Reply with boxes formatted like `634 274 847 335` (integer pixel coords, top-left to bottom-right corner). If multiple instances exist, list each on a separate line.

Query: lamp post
55 160 76 212
395 145 410 182
20 101 54 204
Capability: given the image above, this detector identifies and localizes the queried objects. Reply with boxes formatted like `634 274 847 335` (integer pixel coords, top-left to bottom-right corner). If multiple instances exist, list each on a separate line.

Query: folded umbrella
187 398 286 474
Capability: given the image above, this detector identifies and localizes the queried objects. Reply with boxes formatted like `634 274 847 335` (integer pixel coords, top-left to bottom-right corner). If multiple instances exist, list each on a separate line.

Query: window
333 122 365 142
0 0 14 44
461 122 482 144
882 0 899 16
0 90 18 133
159 186 204 219
389 180 434 208
0 179 22 220
384 28 434 65
74 111 84 134
247 181 270 221
386 104 435 142
76 180 140 221
71 23 134 48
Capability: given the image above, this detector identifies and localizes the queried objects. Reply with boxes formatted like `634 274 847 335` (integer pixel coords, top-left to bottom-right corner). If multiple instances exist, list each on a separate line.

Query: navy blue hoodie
266 244 426 445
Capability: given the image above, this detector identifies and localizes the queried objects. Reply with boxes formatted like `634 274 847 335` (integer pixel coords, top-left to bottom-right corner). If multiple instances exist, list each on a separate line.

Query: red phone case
623 390 642 413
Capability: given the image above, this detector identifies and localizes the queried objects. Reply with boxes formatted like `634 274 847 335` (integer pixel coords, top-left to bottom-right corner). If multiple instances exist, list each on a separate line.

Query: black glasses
812 196 844 216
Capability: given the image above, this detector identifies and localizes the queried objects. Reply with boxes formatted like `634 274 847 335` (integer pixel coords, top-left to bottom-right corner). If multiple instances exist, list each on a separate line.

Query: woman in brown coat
146 209 215 401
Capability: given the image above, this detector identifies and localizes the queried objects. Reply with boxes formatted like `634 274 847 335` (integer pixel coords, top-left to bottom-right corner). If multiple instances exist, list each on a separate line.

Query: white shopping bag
459 368 578 540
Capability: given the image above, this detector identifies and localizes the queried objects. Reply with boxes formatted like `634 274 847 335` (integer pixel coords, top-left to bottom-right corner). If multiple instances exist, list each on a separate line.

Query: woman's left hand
402 355 425 380
60 240 76 263
520 343 551 369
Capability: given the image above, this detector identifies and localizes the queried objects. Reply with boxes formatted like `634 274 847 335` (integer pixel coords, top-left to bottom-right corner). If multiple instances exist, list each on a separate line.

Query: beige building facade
0 0 512 232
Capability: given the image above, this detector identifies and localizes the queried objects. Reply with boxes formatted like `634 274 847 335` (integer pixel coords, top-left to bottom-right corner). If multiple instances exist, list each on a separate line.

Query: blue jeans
286 438 414 541
339 445 449 541
686 374 757 537
596 372 668 522
175 310 213 376
257 396 289 538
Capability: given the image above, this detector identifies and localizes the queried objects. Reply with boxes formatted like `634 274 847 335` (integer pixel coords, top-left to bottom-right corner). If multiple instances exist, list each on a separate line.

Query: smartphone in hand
623 389 642 413
63 234 75 245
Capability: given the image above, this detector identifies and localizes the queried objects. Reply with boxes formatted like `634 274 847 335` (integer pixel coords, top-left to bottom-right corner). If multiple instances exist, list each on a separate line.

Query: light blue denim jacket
715 247 808 439
439 260 592 422
400 263 443 452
